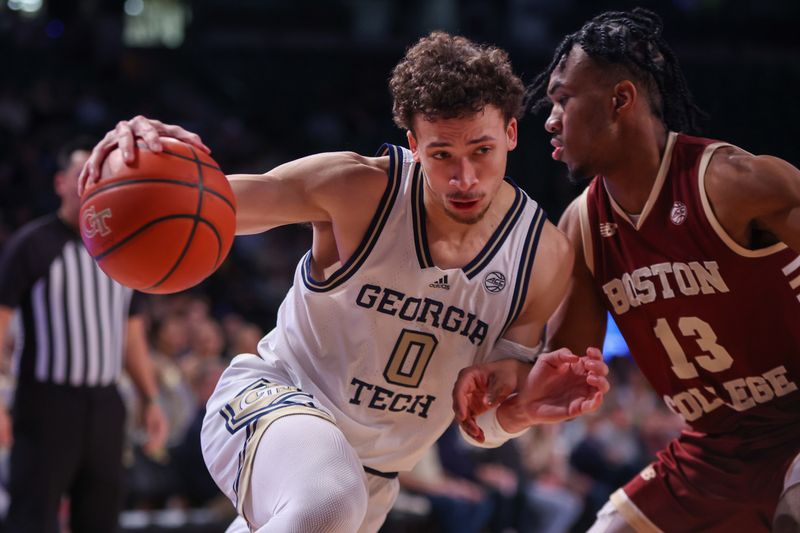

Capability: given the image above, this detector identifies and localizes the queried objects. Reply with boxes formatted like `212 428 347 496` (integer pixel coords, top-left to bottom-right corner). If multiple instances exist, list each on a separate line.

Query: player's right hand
78 115 211 195
0 404 13 449
452 358 528 442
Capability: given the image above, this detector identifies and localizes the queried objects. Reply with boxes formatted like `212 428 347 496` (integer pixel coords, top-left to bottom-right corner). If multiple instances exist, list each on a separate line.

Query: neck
423 180 513 267
602 120 669 215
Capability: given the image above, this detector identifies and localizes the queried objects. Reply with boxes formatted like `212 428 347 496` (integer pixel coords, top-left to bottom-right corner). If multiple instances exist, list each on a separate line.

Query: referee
0 138 168 532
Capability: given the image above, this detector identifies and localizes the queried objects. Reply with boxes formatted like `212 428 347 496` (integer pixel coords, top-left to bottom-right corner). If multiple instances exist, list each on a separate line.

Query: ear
612 80 637 116
406 130 420 162
506 117 518 151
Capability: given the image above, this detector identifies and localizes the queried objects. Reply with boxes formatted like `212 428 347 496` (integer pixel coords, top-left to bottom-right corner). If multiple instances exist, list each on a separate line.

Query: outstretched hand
508 347 609 425
78 115 211 195
455 347 609 442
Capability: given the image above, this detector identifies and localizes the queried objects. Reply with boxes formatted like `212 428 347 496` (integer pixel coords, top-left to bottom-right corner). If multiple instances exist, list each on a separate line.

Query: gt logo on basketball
81 205 113 238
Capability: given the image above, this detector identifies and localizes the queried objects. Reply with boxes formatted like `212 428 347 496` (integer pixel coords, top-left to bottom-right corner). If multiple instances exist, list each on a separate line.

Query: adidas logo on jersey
599 222 618 238
429 274 450 290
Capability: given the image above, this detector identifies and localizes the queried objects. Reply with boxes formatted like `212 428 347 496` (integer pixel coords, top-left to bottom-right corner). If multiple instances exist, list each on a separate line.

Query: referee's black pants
6 382 126 533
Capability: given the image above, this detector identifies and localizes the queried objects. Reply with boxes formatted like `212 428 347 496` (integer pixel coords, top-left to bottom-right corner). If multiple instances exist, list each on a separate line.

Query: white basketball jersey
258 144 547 473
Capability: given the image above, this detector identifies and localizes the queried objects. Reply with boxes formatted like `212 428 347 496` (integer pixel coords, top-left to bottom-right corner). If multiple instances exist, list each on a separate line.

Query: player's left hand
141 401 169 456
78 115 211 194
452 358 528 434
459 347 609 441
510 347 609 425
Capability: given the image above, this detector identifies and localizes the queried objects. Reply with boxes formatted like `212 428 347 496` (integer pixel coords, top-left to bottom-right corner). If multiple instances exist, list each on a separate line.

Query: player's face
407 105 517 225
55 150 90 226
544 47 616 182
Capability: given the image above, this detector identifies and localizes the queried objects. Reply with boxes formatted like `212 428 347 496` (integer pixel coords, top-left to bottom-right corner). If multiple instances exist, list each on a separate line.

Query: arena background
0 1 798 532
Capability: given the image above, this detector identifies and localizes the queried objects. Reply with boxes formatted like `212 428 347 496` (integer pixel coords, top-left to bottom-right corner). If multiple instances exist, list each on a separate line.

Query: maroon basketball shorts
611 429 800 532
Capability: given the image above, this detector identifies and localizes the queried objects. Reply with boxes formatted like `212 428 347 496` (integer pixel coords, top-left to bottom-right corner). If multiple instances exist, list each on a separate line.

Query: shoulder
537 220 574 268
295 151 391 199
301 151 389 181
706 146 800 216
556 191 592 268
557 193 584 240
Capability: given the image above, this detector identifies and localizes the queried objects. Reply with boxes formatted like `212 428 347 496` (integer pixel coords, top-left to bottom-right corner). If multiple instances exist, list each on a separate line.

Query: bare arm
124 315 168 453
546 195 608 353
229 151 388 239
124 315 158 404
705 148 800 252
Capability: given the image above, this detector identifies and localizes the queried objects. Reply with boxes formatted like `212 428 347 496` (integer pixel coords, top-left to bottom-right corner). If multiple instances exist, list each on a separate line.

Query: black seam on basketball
82 178 235 212
93 214 199 261
93 216 222 277
135 141 221 171
200 217 223 267
147 147 205 290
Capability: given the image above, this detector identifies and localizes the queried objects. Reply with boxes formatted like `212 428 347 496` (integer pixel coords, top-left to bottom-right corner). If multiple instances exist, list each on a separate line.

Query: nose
545 108 561 134
450 158 478 191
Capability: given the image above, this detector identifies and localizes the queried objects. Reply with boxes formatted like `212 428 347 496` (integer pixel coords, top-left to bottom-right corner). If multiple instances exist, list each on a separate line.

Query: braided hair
526 8 705 134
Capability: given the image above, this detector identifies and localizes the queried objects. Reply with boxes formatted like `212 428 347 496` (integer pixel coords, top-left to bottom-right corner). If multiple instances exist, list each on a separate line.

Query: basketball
79 137 236 294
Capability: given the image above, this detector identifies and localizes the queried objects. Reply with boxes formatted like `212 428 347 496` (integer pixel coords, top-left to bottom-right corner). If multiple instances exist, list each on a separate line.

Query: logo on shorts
221 379 321 433
484 271 506 293
670 201 687 225
81 205 113 238
640 464 657 481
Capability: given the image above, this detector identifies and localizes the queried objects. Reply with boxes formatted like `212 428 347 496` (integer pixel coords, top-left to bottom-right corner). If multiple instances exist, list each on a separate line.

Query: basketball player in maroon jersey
455 8 800 533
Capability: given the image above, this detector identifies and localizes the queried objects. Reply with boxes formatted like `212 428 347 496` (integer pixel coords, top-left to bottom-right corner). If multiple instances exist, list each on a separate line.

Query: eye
432 151 450 160
475 146 492 155
557 96 569 107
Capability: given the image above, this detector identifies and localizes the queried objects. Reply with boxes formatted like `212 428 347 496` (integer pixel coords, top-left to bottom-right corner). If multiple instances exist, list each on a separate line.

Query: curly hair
526 8 706 134
390 31 525 131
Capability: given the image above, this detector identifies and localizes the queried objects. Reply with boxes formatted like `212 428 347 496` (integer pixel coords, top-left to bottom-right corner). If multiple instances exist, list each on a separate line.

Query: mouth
448 197 481 211
550 138 564 161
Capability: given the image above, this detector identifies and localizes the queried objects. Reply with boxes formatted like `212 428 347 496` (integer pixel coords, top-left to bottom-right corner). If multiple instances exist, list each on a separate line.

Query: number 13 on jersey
654 316 733 379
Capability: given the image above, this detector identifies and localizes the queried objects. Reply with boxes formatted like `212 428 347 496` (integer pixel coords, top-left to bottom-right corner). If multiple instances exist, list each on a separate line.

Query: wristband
460 405 528 448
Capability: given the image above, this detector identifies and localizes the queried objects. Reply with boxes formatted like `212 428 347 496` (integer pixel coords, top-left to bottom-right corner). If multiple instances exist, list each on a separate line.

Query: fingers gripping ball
79 138 236 294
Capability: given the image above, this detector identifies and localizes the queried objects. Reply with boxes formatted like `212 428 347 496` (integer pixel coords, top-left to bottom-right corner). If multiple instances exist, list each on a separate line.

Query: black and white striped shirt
0 214 143 387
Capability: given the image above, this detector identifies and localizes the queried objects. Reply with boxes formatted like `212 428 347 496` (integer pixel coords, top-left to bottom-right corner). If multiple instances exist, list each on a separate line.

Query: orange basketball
79 137 236 294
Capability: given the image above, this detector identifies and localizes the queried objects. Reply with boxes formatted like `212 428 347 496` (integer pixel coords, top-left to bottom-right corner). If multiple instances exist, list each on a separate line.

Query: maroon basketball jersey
581 132 800 445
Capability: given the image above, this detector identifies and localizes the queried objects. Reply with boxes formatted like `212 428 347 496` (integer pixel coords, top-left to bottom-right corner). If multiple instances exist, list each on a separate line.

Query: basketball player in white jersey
80 32 609 533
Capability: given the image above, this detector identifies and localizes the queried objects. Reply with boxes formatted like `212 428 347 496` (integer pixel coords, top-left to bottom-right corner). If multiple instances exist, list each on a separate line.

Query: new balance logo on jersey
599 222 618 238
429 275 450 290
